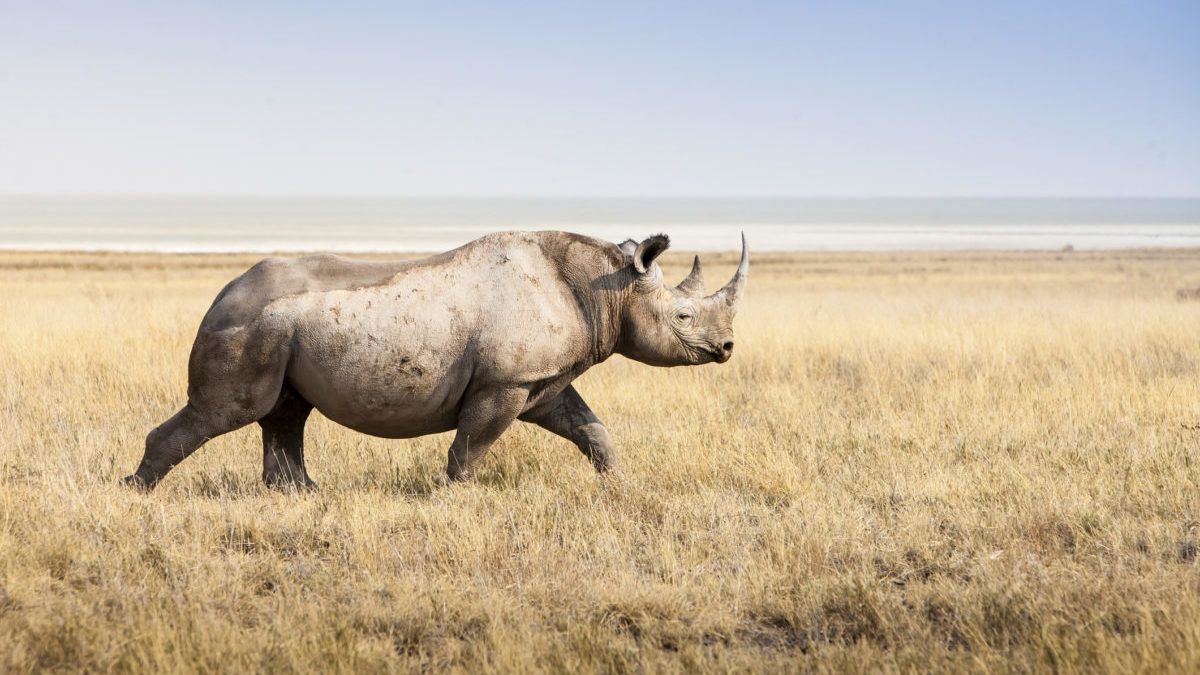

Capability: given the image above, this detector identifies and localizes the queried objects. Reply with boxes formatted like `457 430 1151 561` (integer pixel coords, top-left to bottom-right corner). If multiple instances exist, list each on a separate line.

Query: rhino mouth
680 337 731 364
704 347 731 364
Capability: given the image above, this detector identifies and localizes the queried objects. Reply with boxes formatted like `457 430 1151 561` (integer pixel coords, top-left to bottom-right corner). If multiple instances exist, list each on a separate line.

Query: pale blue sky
1 1 1196 196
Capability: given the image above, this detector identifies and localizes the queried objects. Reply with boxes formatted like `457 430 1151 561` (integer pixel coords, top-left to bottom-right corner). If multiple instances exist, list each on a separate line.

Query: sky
0 1 1197 197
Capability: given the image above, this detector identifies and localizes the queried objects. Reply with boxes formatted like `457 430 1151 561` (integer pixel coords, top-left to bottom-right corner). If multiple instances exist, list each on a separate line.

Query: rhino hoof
122 474 153 491
445 468 475 483
263 475 318 491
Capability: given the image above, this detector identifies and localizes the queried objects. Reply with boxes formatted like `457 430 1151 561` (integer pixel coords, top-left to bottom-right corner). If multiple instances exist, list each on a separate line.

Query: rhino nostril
722 341 734 353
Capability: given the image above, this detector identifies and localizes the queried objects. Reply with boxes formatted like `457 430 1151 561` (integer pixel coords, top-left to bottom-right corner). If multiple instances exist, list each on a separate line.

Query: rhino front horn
711 232 748 307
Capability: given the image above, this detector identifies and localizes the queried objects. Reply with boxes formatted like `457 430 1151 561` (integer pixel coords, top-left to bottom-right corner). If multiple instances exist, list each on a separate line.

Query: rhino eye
676 312 693 322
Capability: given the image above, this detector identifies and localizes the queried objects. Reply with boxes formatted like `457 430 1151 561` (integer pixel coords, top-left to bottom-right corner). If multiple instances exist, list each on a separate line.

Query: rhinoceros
124 230 747 489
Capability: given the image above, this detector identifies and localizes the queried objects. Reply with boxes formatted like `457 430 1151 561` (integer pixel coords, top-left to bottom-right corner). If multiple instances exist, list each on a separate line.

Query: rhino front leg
446 387 528 481
520 385 617 473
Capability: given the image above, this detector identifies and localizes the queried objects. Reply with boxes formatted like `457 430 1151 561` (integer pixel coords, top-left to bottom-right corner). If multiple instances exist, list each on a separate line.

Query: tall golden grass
2 247 1199 672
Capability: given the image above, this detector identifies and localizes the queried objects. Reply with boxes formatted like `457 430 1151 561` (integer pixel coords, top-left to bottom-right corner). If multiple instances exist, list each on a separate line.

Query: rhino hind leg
259 383 316 489
124 402 253 490
125 322 292 490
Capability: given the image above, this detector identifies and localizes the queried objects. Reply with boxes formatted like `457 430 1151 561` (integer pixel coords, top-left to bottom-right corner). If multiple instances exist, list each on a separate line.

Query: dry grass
2 247 1200 673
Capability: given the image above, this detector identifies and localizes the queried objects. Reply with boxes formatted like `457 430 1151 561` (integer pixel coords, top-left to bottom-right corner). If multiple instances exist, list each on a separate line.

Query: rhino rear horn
676 256 705 297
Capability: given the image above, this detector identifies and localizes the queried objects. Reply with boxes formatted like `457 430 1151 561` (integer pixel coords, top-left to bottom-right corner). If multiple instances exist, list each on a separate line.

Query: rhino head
615 233 748 366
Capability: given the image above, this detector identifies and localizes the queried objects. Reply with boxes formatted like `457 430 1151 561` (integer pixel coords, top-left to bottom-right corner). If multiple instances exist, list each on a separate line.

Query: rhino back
198 253 435 333
283 233 596 383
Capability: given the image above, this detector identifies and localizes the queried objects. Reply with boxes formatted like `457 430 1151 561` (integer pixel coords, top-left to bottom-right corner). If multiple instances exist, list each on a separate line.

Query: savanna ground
2 246 1200 673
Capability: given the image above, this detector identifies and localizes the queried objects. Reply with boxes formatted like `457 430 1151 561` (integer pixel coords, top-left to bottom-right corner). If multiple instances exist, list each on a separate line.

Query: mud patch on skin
394 357 425 379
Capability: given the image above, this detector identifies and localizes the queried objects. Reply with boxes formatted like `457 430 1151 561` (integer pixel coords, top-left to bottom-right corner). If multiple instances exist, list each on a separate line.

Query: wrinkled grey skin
124 230 747 489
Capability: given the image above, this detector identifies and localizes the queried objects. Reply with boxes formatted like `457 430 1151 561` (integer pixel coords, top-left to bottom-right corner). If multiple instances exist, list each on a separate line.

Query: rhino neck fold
572 268 626 368
542 234 629 369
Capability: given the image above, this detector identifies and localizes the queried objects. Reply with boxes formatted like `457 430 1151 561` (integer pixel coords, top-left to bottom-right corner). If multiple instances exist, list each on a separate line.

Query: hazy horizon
2 195 1196 252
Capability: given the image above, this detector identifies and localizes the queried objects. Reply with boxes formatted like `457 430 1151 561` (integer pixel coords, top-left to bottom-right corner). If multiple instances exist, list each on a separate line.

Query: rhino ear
632 234 670 274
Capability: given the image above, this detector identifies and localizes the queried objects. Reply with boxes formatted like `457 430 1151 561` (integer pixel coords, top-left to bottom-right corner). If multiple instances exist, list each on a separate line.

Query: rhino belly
283 319 472 439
